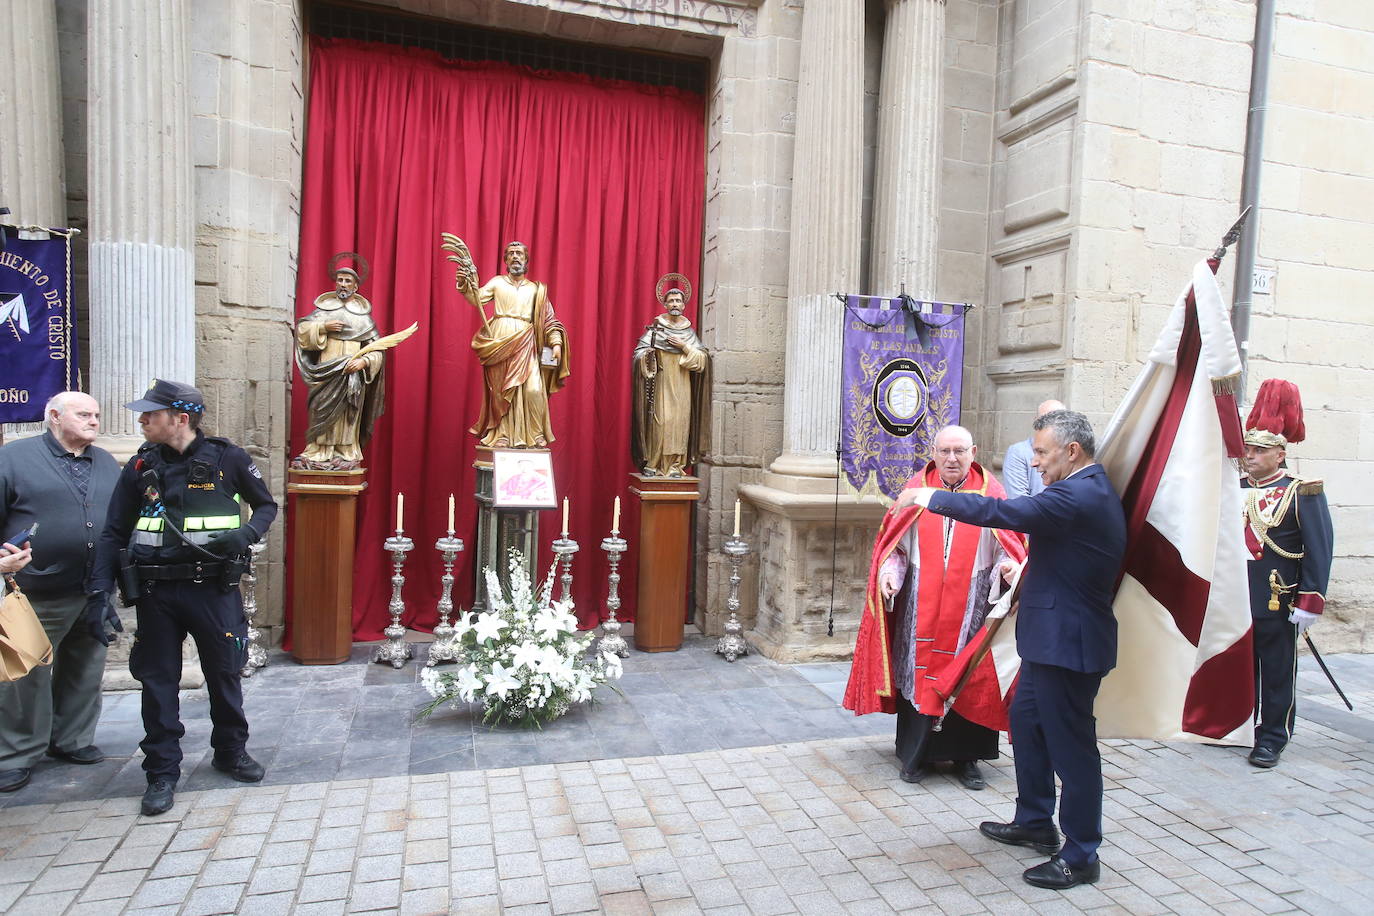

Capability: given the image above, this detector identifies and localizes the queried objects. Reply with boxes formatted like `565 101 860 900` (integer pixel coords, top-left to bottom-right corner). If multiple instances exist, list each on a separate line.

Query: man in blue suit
898 409 1126 889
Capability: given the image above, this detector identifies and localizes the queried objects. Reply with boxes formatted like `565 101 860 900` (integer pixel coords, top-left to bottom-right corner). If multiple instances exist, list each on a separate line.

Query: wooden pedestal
287 468 366 664
630 473 700 652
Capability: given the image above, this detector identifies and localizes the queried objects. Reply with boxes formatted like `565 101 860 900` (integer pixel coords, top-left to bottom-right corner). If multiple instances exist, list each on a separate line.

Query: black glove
84 592 124 647
205 525 257 558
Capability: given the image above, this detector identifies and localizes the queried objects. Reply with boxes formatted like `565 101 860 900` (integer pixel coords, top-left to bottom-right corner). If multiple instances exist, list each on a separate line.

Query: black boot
141 777 177 816
212 750 266 783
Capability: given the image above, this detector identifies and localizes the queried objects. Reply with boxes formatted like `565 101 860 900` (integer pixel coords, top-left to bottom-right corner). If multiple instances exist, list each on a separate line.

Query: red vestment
843 462 1026 730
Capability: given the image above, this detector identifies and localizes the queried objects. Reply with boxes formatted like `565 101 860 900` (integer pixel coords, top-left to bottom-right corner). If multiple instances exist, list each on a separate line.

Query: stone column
0 0 65 227
769 0 866 479
870 0 945 298
740 0 874 663
87 0 196 440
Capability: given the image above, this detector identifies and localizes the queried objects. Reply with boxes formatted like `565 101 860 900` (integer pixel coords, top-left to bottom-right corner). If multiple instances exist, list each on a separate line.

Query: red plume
1245 378 1305 444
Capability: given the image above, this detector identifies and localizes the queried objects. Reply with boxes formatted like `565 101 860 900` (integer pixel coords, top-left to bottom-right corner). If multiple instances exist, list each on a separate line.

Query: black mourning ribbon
896 293 934 349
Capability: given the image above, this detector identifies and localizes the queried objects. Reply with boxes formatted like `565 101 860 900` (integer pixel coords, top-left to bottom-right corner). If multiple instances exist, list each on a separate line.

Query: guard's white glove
1288 608 1319 635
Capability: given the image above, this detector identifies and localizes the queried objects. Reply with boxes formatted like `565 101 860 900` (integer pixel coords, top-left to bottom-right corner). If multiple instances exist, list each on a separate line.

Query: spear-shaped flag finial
1213 205 1252 261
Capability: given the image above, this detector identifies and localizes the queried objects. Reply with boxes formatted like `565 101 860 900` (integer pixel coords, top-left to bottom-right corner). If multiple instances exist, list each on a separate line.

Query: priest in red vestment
844 426 1027 789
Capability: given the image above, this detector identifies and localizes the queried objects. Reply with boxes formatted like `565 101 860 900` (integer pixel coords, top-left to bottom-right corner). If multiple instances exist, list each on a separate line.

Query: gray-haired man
0 392 121 792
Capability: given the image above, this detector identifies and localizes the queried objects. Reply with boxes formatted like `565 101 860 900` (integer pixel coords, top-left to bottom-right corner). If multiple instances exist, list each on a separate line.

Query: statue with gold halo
441 235 570 448
631 274 711 477
293 255 417 470
292 254 386 470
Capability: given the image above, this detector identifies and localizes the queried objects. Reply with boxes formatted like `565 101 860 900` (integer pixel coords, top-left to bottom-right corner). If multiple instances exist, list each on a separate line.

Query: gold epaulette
1297 478 1324 496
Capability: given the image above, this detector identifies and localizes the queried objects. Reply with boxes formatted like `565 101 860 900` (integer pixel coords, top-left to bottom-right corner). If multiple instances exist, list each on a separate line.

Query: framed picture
492 449 557 509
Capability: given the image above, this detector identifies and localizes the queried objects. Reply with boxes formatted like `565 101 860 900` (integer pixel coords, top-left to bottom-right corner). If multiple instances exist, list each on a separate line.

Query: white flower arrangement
418 551 622 726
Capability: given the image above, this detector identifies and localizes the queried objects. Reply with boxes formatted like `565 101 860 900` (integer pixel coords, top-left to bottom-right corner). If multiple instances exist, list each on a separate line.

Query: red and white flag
1094 259 1253 743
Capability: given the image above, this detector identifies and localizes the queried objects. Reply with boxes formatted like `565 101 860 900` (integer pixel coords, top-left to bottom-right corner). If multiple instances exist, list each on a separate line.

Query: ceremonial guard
88 380 278 815
1241 379 1334 769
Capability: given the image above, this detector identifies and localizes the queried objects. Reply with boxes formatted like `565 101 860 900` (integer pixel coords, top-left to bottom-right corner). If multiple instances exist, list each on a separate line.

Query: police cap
125 379 206 414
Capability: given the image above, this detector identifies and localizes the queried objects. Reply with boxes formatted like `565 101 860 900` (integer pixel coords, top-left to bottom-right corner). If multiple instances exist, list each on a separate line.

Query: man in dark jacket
899 409 1127 890
0 392 121 793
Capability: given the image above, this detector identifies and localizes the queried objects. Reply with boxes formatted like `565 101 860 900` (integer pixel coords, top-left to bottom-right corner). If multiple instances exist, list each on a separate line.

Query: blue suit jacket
1001 437 1045 497
927 463 1126 674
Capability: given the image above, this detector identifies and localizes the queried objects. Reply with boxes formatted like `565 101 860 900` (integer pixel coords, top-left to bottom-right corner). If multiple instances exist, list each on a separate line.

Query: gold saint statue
293 255 385 470
442 236 570 448
631 274 711 477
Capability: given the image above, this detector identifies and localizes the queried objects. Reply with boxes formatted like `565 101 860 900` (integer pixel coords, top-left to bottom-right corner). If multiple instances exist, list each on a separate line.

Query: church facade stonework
2 0 1370 657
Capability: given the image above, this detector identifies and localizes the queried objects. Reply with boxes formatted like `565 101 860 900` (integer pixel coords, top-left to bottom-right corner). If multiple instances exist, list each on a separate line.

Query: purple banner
840 297 964 499
0 229 77 423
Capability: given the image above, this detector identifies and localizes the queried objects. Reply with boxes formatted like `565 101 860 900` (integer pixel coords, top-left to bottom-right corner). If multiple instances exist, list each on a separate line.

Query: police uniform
88 381 277 810
1243 468 1333 754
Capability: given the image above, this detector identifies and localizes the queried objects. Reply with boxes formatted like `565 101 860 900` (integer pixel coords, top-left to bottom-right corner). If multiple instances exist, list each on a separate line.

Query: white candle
396 492 404 532
447 493 455 532
562 497 569 537
733 499 741 537
612 496 621 533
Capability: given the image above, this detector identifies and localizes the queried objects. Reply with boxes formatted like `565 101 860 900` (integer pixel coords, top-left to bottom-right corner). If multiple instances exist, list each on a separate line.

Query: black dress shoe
0 768 32 792
954 760 986 791
141 777 177 816
47 744 105 765
899 763 931 784
1248 745 1281 768
1023 855 1101 889
212 750 265 783
979 820 1061 854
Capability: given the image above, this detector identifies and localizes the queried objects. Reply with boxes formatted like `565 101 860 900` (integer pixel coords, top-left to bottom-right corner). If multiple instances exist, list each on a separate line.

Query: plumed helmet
1244 378 1305 449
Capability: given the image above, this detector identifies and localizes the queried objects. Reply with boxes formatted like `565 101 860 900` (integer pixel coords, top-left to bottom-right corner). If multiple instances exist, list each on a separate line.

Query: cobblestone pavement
0 647 1371 914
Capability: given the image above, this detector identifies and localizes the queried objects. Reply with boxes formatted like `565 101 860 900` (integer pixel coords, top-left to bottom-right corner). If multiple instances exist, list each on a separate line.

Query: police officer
1241 379 1334 769
87 380 278 815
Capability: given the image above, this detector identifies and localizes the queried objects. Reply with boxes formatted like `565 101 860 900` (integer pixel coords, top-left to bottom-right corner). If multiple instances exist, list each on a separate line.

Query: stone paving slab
0 651 1370 913
0 637 891 809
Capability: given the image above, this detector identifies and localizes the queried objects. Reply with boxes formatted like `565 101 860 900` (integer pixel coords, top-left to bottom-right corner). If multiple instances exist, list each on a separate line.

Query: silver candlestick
551 535 579 607
597 530 630 658
426 530 465 667
239 539 268 677
373 530 415 668
716 535 751 662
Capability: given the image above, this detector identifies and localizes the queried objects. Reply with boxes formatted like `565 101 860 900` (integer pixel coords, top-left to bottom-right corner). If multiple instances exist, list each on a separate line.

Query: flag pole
933 574 1023 732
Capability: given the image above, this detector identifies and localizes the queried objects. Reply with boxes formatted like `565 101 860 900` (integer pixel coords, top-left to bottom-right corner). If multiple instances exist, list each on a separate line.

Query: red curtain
288 38 705 641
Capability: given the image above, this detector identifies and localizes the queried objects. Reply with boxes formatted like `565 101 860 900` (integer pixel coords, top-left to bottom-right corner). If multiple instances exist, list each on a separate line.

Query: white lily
453 665 483 701
532 607 566 641
483 661 521 700
534 645 570 682
451 611 475 640
471 612 507 644
511 641 543 671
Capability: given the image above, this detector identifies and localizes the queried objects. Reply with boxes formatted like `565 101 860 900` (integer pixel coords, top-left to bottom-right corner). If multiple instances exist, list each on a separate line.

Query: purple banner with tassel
840 297 964 499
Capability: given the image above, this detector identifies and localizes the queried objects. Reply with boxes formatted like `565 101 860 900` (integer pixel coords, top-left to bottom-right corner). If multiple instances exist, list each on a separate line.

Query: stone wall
188 0 305 643
1248 0 1374 650
987 0 1374 650
982 0 1083 458
692 1 801 636
942 0 1000 444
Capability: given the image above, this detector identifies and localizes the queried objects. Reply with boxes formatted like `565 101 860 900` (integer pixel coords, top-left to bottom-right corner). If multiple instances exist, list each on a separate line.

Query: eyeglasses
934 447 970 458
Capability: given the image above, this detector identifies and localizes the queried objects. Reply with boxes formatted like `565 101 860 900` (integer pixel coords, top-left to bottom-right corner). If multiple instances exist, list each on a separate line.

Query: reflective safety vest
127 437 245 550
130 496 242 547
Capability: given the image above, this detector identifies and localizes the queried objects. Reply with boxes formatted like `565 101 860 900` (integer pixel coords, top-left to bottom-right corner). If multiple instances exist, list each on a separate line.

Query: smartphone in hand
3 521 38 547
